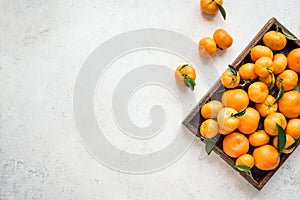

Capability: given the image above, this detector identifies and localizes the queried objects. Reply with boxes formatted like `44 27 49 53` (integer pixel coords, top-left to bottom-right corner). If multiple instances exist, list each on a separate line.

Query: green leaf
205 138 217 155
232 108 246 117
184 76 196 91
276 123 286 154
294 85 300 92
216 3 226 20
282 29 297 41
284 138 300 151
228 65 237 76
273 86 284 105
268 72 275 90
235 164 253 178
180 64 189 70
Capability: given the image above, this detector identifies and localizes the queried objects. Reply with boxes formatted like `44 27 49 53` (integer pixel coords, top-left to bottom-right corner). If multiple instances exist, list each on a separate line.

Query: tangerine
223 132 249 158
278 90 300 118
221 89 249 112
249 130 270 147
201 100 224 119
238 63 257 81
263 31 287 51
255 95 278 117
236 154 255 169
272 53 287 74
237 107 260 134
286 118 300 139
264 112 287 136
198 37 217 57
250 45 273 62
273 134 296 154
287 48 300 73
221 67 240 88
248 82 269 103
253 145 280 171
276 69 298 91
254 56 273 77
200 119 219 139
213 28 233 49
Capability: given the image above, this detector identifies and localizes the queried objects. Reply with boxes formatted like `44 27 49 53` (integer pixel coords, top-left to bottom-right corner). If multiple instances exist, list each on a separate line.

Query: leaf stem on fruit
216 3 226 20
235 164 253 178
180 64 189 71
276 123 286 155
228 65 237 76
273 86 284 105
232 108 246 117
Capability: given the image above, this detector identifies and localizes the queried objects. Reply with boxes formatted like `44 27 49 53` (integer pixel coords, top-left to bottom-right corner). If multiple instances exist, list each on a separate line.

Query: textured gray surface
1 0 300 199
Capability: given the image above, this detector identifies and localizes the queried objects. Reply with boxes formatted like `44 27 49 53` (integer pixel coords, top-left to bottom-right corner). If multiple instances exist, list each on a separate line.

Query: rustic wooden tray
182 17 300 190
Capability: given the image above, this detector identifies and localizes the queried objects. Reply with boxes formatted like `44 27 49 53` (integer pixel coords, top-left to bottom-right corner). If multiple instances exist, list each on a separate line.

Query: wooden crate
182 17 300 190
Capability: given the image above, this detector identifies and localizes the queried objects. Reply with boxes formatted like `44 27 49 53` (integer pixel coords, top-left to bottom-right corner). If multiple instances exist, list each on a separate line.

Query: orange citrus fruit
237 107 260 134
264 112 287 136
200 0 223 15
253 145 280 171
287 48 300 73
218 127 232 135
254 56 273 77
238 63 257 81
236 154 255 169
273 134 296 154
255 95 278 117
263 31 287 51
276 69 299 91
221 89 249 112
278 90 300 118
250 45 273 62
198 37 217 57
272 53 287 74
175 64 196 90
200 119 219 139
248 82 269 103
249 130 270 147
221 67 240 88
223 132 249 158
286 118 300 139
217 107 240 134
213 28 233 49
201 100 223 119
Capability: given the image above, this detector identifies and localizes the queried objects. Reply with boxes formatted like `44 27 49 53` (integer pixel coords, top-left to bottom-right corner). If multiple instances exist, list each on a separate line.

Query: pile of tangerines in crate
199 29 300 176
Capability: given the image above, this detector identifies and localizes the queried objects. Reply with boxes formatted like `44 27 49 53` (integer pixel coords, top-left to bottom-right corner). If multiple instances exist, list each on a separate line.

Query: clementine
276 69 298 91
213 28 233 49
223 132 249 158
286 118 300 139
198 37 217 57
249 130 270 147
248 82 269 103
272 53 287 74
278 90 300 118
287 48 300 73
221 89 249 112
264 112 287 136
250 45 273 62
253 145 280 171
263 30 287 51
255 95 278 117
237 107 260 134
273 133 296 154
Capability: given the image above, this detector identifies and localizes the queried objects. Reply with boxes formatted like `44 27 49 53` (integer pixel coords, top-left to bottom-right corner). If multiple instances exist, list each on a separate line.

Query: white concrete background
1 0 300 199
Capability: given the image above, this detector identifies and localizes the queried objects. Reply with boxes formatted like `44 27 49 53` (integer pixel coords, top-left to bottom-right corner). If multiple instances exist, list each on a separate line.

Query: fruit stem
217 45 223 50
